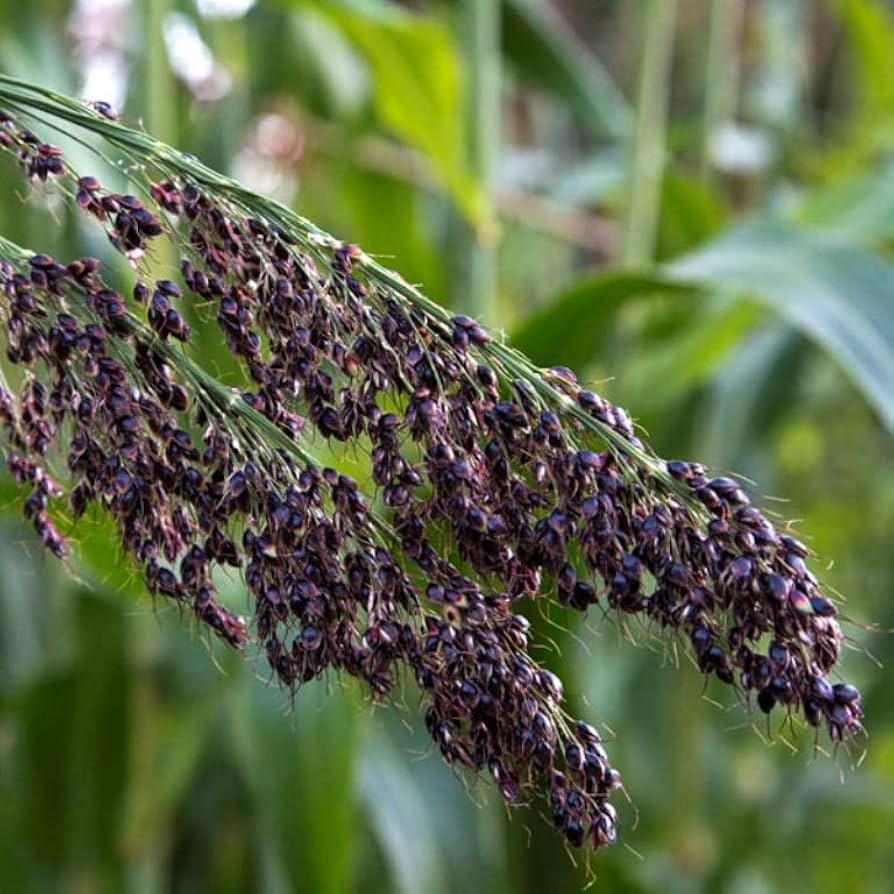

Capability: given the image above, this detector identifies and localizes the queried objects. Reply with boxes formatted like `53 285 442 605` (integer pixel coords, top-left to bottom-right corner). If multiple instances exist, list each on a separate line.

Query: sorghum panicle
0 96 864 856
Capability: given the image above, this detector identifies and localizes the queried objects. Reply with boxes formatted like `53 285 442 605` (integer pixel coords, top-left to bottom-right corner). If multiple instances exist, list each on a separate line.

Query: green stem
623 0 677 267
138 0 178 297
141 0 176 143
458 0 500 322
700 0 744 179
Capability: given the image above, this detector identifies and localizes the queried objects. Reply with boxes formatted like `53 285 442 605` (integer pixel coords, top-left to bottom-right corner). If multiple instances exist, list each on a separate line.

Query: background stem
623 0 678 267
701 0 745 179
457 0 501 321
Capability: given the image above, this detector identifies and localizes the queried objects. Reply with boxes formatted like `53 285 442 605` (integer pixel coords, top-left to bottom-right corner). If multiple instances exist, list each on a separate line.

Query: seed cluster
0 111 65 181
169 168 862 747
0 102 864 856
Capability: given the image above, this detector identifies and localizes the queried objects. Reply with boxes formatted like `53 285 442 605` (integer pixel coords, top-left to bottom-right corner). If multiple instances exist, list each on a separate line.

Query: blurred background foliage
0 0 892 891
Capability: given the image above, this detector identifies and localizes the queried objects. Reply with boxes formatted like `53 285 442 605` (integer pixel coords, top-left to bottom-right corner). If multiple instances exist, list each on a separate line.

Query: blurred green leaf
359 716 511 894
501 0 631 140
333 166 446 300
287 8 370 117
621 298 761 412
510 271 689 369
792 165 894 247
63 594 129 883
667 220 894 431
701 327 801 469
227 680 360 894
655 170 728 259
120 694 218 863
293 0 483 225
815 0 894 174
0 521 60 689
358 724 448 894
838 0 894 121
4 593 129 888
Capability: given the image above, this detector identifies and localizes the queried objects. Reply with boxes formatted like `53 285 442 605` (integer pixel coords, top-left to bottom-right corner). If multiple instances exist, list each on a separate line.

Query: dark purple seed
757 688 775 713
810 596 837 617
565 820 585 848
833 684 860 705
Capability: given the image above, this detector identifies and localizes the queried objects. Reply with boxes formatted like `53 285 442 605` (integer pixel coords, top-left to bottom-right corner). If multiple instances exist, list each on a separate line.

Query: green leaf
817 0 894 172
119 695 218 862
620 298 761 412
227 679 360 894
298 0 484 225
510 271 690 370
502 0 631 140
838 0 894 121
667 220 894 432
701 326 802 470
0 519 62 690
287 8 371 117
63 594 129 882
792 165 894 248
358 716 510 894
655 170 728 259
357 724 449 894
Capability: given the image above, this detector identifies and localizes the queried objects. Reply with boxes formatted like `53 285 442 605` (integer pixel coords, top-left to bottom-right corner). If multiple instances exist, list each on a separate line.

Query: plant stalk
700 0 744 179
623 0 677 267
457 0 501 322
